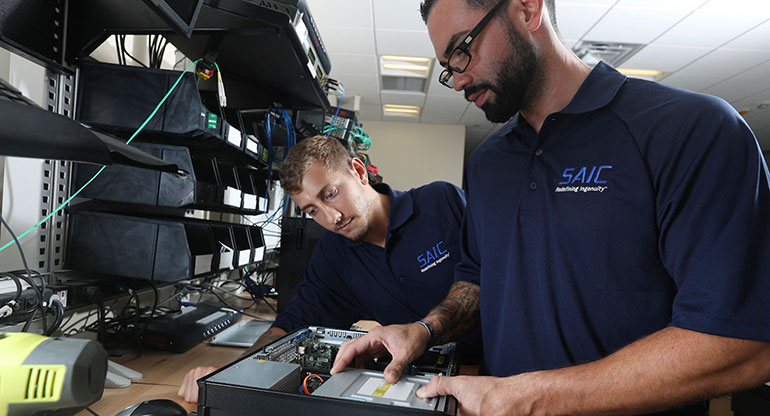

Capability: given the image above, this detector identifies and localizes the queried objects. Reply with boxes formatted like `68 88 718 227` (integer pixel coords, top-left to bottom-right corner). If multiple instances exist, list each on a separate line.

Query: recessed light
380 56 433 92
617 68 665 78
382 55 432 64
383 63 431 71
383 104 421 116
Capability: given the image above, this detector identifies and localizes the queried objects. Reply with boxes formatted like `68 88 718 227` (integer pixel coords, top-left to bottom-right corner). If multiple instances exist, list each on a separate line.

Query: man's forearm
423 281 480 345
522 327 770 415
239 327 288 358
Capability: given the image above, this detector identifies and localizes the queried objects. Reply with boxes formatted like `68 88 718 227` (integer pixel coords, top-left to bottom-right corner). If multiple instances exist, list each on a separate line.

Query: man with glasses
331 0 770 414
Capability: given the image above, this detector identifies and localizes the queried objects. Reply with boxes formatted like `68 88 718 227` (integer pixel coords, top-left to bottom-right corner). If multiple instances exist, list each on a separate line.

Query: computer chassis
197 326 459 415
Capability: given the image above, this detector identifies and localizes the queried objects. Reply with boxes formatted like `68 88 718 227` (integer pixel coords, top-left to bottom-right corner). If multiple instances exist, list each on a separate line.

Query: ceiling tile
380 91 426 107
730 90 770 113
558 0 617 5
420 95 469 124
335 74 381 92
306 0 373 30
583 4 697 45
322 28 376 56
328 53 378 76
373 0 425 31
375 29 436 57
352 90 382 107
382 113 421 122
740 59 770 79
652 2 769 48
677 48 770 77
620 44 711 73
703 76 770 103
723 19 770 51
614 0 705 8
555 3 615 40
659 73 723 92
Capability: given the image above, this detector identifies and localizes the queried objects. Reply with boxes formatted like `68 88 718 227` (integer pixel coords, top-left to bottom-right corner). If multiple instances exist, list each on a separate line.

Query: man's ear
521 0 544 32
350 157 369 185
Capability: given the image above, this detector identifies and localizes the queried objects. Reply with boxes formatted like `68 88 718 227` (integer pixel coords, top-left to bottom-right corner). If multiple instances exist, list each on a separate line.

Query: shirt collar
343 182 414 248
560 61 627 114
503 61 627 136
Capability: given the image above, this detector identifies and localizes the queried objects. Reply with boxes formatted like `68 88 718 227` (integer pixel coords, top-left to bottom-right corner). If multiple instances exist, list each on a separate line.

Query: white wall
360 120 465 191
0 50 48 272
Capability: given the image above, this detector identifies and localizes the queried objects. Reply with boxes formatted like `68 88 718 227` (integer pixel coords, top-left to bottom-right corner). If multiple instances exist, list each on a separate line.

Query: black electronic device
140 302 240 353
141 0 204 38
198 326 459 415
72 142 267 215
325 108 360 147
76 61 231 149
0 76 181 173
277 217 327 312
249 0 332 74
66 210 265 281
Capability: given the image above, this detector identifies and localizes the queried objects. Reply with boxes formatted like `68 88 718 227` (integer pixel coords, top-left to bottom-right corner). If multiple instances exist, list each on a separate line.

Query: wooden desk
79 298 277 416
81 342 246 415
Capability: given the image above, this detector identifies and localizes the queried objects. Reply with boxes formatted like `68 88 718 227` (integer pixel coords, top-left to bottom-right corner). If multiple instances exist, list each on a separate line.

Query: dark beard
465 22 541 123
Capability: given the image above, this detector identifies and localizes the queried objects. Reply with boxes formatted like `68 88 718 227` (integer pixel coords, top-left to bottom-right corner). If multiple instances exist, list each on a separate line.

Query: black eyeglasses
439 0 509 88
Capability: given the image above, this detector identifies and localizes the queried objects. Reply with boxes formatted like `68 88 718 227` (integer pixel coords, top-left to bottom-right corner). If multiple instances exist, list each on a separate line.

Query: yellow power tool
0 332 107 416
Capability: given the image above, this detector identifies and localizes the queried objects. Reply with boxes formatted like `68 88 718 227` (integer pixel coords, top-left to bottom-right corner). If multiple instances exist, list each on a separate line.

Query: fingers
331 337 371 375
383 358 408 384
416 375 454 399
178 366 218 403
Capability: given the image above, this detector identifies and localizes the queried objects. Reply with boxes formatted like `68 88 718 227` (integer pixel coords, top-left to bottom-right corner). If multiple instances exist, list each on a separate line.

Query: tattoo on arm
239 327 287 358
425 281 480 345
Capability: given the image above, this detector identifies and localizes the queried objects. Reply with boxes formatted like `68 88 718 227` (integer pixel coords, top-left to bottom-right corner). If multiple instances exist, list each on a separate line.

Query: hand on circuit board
330 323 430 383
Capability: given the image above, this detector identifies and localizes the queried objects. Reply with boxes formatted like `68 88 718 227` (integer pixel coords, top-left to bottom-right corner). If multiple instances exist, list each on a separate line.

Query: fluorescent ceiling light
382 55 432 63
383 63 431 71
383 104 421 115
617 68 665 77
380 55 433 82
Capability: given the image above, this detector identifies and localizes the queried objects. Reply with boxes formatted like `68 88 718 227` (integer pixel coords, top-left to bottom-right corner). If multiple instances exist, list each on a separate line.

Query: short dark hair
279 135 352 195
419 0 558 35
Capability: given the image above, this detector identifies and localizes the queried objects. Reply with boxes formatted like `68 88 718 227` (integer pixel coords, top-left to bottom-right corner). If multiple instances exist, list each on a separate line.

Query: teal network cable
0 59 202 254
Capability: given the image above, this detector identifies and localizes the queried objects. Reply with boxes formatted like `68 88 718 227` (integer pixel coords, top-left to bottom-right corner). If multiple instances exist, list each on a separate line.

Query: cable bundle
263 105 297 212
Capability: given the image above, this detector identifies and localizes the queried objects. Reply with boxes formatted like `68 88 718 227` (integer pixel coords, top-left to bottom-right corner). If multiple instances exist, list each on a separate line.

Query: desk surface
78 297 277 416
81 342 245 415
77 296 386 416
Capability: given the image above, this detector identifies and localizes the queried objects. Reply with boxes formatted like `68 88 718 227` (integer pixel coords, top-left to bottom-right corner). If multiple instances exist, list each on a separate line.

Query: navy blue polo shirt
274 181 467 333
457 62 770 377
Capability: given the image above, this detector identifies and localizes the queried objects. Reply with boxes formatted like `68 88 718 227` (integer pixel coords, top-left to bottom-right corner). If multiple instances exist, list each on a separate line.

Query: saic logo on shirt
554 165 612 193
417 241 450 273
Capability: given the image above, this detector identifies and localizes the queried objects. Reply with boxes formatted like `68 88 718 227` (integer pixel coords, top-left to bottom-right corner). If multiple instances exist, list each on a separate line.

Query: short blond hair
279 135 352 195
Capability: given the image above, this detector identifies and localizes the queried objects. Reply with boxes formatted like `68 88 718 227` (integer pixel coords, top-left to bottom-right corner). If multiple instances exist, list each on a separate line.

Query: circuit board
298 338 337 373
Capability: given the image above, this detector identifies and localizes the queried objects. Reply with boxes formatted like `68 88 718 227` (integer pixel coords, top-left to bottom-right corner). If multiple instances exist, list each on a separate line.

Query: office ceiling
305 0 770 158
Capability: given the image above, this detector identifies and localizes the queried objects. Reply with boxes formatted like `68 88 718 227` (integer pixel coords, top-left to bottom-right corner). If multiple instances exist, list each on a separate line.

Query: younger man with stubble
178 135 479 403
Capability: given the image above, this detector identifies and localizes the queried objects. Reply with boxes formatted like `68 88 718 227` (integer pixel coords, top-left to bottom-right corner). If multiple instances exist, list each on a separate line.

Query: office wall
0 51 49 272
360 120 465 191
